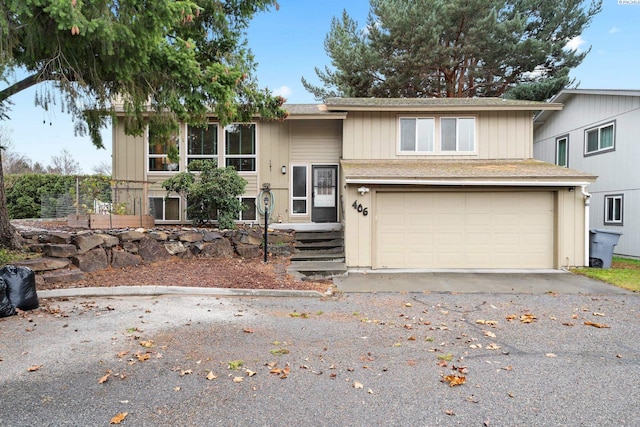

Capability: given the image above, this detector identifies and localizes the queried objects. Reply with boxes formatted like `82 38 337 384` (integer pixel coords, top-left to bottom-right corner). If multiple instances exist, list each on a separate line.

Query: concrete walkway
333 270 633 294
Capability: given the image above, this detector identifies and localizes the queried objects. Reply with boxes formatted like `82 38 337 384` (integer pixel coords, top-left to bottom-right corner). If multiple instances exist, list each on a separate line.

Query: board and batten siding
534 93 640 257
290 120 342 163
342 111 533 160
258 120 291 223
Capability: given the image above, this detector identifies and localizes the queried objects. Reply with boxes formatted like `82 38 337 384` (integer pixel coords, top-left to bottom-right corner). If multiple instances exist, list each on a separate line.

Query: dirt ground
13 220 332 294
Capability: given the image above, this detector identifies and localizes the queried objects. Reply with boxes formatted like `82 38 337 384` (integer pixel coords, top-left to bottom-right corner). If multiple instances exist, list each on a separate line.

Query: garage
375 191 555 269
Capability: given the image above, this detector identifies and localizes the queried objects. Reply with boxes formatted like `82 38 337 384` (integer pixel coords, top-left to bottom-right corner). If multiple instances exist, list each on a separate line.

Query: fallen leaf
445 410 455 416
245 369 256 377
139 340 154 348
405 302 413 307
502 365 513 371
443 375 466 387
233 376 243 383
506 314 517 321
562 322 575 327
545 353 557 358
353 381 364 389
98 370 112 384
270 348 290 356
584 321 610 329
180 369 192 376
116 351 129 359
486 343 501 351
110 412 128 424
228 360 244 370
367 388 374 394
27 365 42 372
520 313 537 323
174 386 181 391
437 353 453 361
242 328 254 333
593 312 606 317
135 352 150 362
436 360 448 368
206 371 218 380
484 331 496 338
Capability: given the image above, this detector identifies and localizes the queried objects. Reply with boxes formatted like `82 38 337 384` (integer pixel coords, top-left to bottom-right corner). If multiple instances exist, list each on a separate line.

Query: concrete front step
287 261 347 279
295 239 344 249
290 251 345 262
295 231 343 241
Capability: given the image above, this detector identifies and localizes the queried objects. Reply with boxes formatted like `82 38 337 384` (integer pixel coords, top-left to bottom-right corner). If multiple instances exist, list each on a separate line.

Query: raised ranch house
534 89 640 259
112 98 596 271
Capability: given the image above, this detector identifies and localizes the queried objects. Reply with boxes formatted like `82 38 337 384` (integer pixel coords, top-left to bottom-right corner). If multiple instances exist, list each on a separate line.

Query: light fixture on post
358 186 370 196
281 165 286 175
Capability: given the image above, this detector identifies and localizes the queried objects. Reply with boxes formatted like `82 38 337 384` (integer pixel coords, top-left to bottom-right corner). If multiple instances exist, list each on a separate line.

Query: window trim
186 123 219 167
224 123 257 173
397 115 476 155
555 134 569 167
147 127 181 173
149 196 181 222
291 164 309 216
584 121 615 156
604 194 623 225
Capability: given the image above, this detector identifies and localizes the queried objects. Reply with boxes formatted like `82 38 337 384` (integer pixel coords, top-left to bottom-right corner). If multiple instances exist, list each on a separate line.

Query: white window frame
584 121 615 155
291 164 309 215
224 123 257 172
399 117 435 153
238 197 257 222
186 123 218 167
604 194 623 225
556 135 569 167
149 196 181 222
398 116 476 155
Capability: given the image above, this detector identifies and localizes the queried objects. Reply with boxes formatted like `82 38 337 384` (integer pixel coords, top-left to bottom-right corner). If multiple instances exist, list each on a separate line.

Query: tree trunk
0 152 24 249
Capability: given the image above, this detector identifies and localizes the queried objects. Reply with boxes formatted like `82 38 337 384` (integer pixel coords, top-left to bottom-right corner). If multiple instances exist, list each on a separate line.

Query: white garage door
375 192 554 269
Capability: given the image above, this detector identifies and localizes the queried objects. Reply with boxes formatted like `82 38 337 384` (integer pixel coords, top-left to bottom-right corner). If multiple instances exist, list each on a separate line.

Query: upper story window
399 116 475 154
556 135 568 167
148 126 180 172
225 124 256 172
187 124 218 169
585 121 615 155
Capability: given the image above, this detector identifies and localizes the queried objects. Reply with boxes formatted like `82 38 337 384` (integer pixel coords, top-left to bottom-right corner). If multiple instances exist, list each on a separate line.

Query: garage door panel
375 192 554 269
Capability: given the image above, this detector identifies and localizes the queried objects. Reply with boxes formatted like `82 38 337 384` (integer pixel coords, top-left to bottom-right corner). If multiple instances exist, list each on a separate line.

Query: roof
283 104 347 120
341 159 596 187
325 97 562 112
535 89 640 124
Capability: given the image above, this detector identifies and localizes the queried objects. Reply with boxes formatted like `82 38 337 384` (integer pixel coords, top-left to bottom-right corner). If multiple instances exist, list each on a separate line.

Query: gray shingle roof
325 97 562 112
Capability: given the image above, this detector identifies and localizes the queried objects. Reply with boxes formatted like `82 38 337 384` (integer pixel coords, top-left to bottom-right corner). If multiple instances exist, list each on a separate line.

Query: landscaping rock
72 247 108 273
73 234 104 254
118 230 145 242
43 244 78 258
138 237 171 262
111 250 142 269
179 249 195 259
200 240 234 258
41 269 85 284
203 231 223 242
48 232 73 244
148 231 168 241
164 241 187 255
14 257 70 272
178 231 203 243
96 234 120 248
236 243 261 258
269 232 295 244
123 242 139 254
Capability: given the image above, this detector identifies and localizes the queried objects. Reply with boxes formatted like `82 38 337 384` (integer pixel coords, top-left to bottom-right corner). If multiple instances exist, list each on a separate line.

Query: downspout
581 185 591 266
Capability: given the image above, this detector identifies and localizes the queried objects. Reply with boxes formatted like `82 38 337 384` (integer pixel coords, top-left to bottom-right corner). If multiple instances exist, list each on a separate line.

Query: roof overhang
341 159 596 188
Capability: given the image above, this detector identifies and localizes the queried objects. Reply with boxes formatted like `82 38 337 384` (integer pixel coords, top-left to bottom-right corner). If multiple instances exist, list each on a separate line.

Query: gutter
345 178 594 187
581 185 592 266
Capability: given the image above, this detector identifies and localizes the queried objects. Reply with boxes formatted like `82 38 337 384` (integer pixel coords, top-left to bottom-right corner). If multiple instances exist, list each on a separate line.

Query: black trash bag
1 265 39 311
0 277 16 317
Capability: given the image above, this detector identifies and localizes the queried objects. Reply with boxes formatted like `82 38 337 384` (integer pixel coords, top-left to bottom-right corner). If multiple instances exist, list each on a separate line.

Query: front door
311 165 338 222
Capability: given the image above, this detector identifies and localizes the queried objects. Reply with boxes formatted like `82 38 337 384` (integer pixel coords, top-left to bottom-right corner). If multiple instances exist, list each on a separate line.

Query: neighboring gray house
534 89 640 258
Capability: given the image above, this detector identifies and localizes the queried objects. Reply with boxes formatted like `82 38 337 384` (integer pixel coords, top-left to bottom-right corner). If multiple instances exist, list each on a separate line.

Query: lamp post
263 195 269 263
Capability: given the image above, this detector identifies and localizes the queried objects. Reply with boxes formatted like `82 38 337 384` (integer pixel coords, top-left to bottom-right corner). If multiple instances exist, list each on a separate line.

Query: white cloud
565 35 586 52
609 26 621 34
272 85 292 99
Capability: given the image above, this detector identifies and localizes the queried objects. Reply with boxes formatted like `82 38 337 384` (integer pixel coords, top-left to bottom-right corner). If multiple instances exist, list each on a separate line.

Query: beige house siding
258 120 290 223
342 111 533 160
555 189 588 268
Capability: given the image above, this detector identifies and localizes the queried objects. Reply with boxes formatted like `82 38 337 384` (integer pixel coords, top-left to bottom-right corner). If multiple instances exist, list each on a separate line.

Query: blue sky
2 0 639 173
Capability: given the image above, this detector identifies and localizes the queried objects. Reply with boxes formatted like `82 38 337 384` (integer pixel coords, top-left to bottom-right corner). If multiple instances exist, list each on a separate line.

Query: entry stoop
288 228 347 280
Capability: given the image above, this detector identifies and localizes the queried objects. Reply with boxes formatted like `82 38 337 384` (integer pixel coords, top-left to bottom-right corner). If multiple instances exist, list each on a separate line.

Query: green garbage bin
589 229 622 269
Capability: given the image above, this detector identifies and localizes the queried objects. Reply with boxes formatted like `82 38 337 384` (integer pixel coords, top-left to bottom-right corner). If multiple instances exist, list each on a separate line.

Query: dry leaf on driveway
110 412 128 424
584 321 610 329
27 365 42 372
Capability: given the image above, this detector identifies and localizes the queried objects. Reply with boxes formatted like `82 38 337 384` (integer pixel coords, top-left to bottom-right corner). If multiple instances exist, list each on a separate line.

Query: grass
573 256 640 292
0 248 36 265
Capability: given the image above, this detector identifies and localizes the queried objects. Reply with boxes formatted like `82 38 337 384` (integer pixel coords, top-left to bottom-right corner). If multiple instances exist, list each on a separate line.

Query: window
585 122 615 155
400 118 434 152
291 165 308 214
556 135 568 167
604 194 623 225
187 124 217 168
441 117 475 152
225 124 256 171
148 126 180 172
149 197 180 221
239 197 257 221
399 116 474 154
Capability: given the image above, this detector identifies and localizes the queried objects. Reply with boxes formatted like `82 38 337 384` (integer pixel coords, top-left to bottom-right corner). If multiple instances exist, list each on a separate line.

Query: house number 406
352 200 369 216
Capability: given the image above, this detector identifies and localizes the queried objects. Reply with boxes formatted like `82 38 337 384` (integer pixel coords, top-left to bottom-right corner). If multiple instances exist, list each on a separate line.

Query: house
112 97 596 270
534 89 640 259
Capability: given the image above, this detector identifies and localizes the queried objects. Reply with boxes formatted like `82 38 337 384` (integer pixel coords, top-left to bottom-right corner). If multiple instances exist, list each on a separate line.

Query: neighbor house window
400 118 435 152
585 122 615 155
604 194 623 225
399 116 475 153
225 124 256 171
291 165 308 214
441 117 475 152
148 126 180 172
149 197 180 221
187 124 218 168
556 135 568 167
